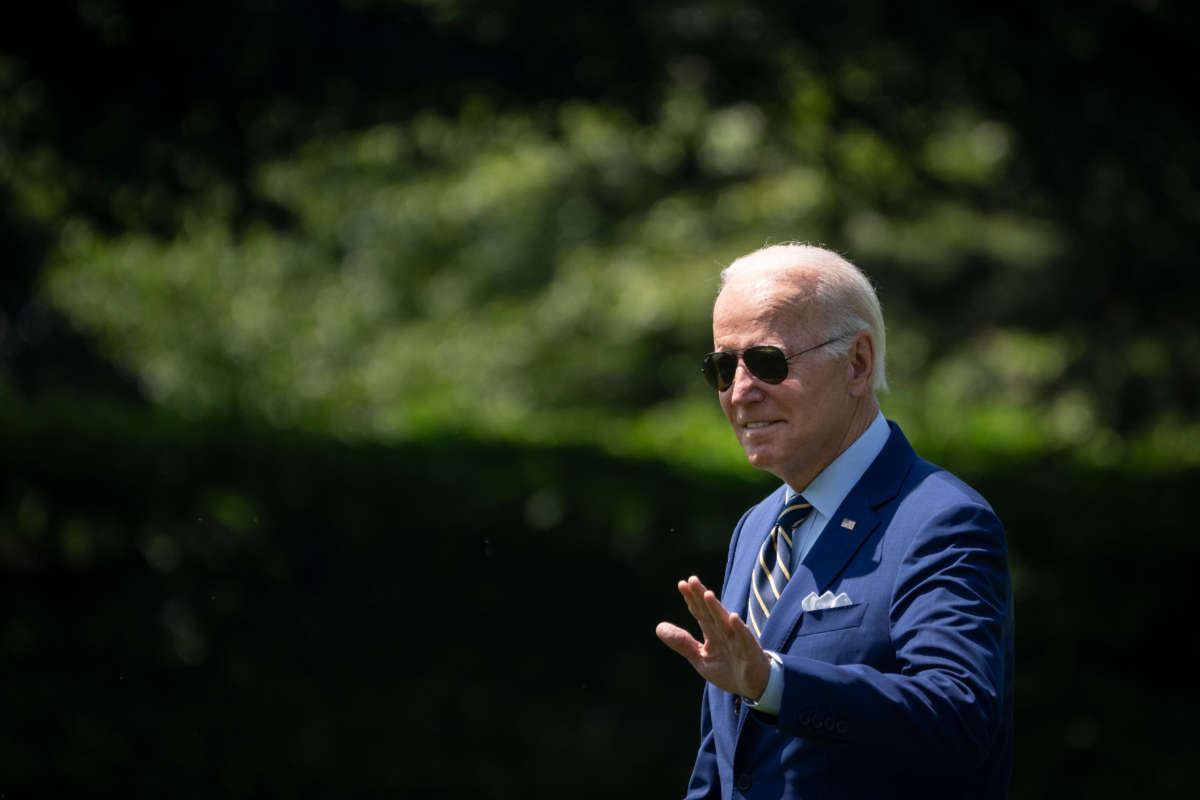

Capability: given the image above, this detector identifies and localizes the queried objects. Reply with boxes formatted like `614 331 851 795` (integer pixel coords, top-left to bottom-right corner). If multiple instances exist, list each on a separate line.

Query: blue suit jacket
685 422 1013 799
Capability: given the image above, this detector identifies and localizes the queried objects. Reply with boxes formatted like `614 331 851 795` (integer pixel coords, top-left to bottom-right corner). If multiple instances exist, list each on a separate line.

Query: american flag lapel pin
840 518 856 530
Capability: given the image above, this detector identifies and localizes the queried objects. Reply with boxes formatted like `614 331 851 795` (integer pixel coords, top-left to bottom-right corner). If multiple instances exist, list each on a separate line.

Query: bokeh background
2 0 1198 796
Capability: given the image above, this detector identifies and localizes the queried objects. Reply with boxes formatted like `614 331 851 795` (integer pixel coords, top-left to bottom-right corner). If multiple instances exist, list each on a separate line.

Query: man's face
711 273 860 489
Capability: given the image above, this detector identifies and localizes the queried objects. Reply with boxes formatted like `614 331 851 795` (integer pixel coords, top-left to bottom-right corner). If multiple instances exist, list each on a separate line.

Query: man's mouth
744 421 780 430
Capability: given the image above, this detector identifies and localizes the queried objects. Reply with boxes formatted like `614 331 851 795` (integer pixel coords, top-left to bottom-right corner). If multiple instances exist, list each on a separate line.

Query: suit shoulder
905 456 995 513
894 458 1005 546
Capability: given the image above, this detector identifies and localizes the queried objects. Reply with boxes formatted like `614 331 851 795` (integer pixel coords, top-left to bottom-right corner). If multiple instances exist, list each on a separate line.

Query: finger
676 578 696 604
686 575 712 598
655 621 703 662
676 579 701 619
692 601 738 657
726 612 760 653
700 586 734 633
687 576 722 627
727 617 770 696
680 577 715 633
681 575 708 606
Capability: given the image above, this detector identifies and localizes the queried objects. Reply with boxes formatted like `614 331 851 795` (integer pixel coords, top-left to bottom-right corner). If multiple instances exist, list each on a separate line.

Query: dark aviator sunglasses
702 336 844 391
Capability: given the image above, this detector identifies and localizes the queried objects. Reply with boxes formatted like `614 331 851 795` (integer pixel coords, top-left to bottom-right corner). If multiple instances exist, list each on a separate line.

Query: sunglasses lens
744 346 789 383
702 352 737 390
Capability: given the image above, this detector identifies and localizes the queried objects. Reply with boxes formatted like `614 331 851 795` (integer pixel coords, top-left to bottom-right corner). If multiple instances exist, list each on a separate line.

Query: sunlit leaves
41 85 1123 466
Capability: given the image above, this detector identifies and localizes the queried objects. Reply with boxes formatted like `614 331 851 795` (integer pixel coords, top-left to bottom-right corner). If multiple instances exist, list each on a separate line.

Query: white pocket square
801 590 852 612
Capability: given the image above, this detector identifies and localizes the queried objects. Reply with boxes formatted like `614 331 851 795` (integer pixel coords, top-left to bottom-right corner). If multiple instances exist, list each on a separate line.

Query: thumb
656 621 702 661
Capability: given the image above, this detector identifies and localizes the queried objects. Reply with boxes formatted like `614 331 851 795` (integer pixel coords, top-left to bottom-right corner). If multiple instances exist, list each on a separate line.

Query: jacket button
735 773 753 792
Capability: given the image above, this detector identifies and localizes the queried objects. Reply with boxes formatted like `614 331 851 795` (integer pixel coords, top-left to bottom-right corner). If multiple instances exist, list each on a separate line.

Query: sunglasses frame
702 336 845 391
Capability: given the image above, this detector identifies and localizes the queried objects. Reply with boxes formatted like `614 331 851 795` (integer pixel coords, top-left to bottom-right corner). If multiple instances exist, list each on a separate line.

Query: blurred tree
3 0 1198 468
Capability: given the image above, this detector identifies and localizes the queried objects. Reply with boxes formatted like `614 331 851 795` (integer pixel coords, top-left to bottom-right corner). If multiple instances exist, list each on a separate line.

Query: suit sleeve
768 495 1012 772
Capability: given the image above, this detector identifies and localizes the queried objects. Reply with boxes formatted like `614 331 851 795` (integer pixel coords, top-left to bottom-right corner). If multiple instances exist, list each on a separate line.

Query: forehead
712 272 822 346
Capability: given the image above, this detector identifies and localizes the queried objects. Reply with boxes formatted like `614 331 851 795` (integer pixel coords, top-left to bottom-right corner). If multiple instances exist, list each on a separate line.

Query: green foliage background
2 0 1198 796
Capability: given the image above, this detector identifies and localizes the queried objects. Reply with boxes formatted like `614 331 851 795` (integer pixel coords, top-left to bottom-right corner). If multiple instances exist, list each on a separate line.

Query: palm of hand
656 575 771 700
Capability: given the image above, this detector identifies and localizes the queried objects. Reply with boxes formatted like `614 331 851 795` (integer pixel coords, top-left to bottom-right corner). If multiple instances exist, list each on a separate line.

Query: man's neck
784 399 880 492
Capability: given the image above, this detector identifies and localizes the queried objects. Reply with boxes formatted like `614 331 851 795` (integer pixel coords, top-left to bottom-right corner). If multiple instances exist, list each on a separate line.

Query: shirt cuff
743 650 783 715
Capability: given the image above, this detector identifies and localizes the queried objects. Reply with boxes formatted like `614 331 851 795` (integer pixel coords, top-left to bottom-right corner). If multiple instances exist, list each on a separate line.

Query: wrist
744 650 781 705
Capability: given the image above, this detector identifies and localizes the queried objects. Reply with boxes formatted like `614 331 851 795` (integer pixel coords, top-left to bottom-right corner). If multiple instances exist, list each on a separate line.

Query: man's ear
847 332 875 396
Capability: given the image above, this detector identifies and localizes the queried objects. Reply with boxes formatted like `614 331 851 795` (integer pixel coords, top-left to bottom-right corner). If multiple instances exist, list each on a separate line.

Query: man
656 244 1013 799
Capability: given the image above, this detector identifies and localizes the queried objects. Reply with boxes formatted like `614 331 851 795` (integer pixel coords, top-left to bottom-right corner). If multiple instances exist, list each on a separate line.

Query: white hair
719 243 889 392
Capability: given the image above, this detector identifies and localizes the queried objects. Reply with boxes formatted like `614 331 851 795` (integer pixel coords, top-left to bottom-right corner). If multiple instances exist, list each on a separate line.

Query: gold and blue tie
747 496 813 638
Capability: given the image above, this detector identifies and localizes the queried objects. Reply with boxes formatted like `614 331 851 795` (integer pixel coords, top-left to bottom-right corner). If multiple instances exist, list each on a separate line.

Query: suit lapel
758 422 917 652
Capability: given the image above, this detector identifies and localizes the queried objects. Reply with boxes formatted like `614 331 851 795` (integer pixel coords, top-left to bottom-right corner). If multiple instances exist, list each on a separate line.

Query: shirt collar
785 411 890 519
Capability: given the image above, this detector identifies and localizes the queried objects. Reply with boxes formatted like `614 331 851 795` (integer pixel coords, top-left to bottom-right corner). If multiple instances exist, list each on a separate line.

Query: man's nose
727 361 764 403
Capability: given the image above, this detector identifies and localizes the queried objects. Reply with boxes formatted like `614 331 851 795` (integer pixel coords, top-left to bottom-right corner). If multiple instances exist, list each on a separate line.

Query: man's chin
742 447 779 472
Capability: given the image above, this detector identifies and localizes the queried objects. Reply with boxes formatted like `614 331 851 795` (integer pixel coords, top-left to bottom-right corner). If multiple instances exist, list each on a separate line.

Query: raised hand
655 575 771 700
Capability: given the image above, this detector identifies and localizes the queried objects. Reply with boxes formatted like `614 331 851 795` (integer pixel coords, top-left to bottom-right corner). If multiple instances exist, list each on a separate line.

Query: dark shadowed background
2 1 1198 796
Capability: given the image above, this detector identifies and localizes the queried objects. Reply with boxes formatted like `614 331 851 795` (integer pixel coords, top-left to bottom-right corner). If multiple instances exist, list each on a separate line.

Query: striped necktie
747 495 813 638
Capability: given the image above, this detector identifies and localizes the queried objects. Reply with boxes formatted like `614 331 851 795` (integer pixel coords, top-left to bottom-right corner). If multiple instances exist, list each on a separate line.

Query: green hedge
2 408 1195 797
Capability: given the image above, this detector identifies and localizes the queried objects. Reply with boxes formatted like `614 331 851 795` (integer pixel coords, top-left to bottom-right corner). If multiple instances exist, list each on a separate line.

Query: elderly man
656 244 1013 799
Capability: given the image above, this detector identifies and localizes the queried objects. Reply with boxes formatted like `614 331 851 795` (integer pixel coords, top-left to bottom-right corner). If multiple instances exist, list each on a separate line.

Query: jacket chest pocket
782 602 871 663
782 606 868 662
794 602 869 636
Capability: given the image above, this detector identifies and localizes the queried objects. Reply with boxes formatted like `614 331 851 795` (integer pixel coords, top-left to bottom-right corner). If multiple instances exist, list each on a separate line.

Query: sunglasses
701 337 844 391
